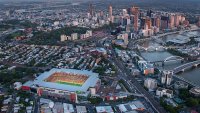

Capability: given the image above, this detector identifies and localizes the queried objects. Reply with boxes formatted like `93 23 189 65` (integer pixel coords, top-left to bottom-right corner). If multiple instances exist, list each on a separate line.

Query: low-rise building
13 82 22 90
71 33 78 40
174 81 188 89
156 87 173 98
117 100 146 112
76 106 87 113
63 103 75 113
189 87 200 97
96 106 114 113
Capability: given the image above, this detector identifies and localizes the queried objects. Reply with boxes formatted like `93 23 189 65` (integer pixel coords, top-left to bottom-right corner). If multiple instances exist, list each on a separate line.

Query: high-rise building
144 78 157 91
109 5 112 18
147 10 153 17
197 17 200 27
132 6 139 32
161 16 169 30
175 14 181 27
108 5 113 23
156 16 161 29
89 3 94 17
145 17 152 30
122 9 127 16
151 18 156 27
161 70 173 86
140 17 146 29
169 14 175 29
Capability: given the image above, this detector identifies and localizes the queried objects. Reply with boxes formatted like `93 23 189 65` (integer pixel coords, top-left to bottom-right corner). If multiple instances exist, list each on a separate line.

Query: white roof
63 103 74 113
96 106 114 113
76 106 87 113
118 104 127 112
33 68 99 92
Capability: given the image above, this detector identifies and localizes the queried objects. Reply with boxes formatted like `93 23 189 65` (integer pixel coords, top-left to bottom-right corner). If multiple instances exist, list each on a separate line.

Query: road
96 37 167 113
111 53 167 113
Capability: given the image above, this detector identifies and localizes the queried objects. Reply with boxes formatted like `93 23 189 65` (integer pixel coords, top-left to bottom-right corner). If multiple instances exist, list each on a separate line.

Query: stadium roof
33 68 99 92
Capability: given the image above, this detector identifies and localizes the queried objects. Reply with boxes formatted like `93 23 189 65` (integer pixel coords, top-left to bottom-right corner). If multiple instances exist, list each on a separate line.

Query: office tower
89 3 94 17
175 14 180 27
132 6 139 31
108 5 113 23
169 14 175 29
147 9 153 17
109 5 112 18
161 16 169 30
145 17 152 30
156 16 161 29
151 18 156 27
198 17 200 27
140 17 146 29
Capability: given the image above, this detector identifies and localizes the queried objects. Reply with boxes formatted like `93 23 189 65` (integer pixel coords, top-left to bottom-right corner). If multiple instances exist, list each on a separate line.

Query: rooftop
31 68 99 92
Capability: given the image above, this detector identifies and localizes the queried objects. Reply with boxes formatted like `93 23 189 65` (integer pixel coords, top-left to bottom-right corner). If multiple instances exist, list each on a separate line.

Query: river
139 30 200 85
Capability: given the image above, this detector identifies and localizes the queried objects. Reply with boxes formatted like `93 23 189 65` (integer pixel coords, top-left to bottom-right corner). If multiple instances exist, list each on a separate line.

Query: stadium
22 68 101 103
44 72 89 86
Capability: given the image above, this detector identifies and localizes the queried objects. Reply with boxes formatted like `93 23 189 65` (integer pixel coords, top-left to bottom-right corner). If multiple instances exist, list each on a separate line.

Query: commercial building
156 87 173 98
138 60 154 75
108 5 113 23
169 14 175 29
132 6 139 31
22 68 101 103
144 78 157 91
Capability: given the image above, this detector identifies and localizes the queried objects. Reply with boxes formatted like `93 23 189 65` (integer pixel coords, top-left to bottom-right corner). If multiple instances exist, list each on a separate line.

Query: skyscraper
169 14 175 29
109 5 112 18
156 16 161 29
147 9 153 17
198 17 200 27
89 3 94 17
108 5 113 23
145 17 152 30
161 16 169 30
175 14 180 27
132 6 139 32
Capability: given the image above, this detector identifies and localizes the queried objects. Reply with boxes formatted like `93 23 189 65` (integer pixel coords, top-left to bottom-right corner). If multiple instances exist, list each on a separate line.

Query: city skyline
0 0 200 113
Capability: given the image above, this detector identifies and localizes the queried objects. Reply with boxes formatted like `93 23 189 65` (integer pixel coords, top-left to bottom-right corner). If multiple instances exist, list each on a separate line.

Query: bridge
173 60 200 74
149 56 184 64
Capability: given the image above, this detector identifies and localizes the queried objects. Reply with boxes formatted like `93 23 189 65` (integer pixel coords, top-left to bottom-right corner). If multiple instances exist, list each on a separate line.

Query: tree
186 97 199 107
179 89 190 99
88 97 103 104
